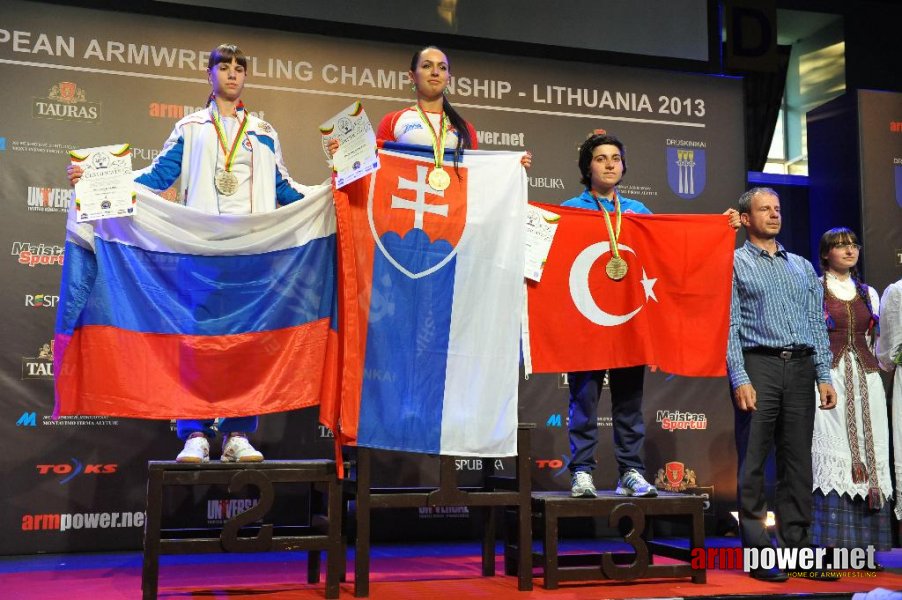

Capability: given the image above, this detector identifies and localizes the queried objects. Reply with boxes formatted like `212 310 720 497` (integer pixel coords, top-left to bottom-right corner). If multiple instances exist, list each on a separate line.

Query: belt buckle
779 350 793 360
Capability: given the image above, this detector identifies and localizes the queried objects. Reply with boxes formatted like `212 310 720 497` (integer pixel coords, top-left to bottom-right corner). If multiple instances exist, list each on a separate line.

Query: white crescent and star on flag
568 242 658 326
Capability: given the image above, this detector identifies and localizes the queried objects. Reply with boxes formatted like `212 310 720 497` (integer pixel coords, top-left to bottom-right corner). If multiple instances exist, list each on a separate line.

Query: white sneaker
570 471 597 498
176 436 210 463
221 435 264 463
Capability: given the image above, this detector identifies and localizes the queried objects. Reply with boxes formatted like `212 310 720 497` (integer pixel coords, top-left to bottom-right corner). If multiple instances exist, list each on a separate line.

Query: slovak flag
54 185 339 419
328 145 527 456
524 203 734 377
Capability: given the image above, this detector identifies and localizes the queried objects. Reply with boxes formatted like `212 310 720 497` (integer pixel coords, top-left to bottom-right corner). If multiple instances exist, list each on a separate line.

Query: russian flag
54 184 339 420
328 145 527 456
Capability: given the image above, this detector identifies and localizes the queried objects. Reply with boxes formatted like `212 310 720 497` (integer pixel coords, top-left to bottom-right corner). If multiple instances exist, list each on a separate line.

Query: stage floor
2 538 901 599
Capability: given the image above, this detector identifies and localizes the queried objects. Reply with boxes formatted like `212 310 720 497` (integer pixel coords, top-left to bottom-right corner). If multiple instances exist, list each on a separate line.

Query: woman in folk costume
876 277 902 521
68 44 313 463
811 227 892 551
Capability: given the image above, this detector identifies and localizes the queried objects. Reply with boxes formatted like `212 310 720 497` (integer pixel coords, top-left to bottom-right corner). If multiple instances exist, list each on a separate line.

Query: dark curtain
742 45 792 172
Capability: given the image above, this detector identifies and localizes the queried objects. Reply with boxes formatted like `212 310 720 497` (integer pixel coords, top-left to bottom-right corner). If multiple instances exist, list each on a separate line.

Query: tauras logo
33 82 100 122
22 341 53 380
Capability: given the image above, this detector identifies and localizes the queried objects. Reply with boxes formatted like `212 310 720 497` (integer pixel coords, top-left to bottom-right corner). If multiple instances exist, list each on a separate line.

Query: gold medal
427 167 450 191
215 170 239 196
606 256 628 280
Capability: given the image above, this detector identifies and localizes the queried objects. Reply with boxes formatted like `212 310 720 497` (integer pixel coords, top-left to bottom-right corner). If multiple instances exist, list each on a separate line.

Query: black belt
744 346 814 360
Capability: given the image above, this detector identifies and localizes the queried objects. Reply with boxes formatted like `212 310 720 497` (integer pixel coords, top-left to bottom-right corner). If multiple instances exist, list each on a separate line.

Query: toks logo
12 242 64 267
22 341 54 380
654 461 698 492
33 82 101 122
36 460 117 484
27 186 70 213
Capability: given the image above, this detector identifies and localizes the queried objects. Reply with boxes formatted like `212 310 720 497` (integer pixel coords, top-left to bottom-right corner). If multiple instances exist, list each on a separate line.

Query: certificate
69 143 136 222
524 204 560 282
320 101 379 188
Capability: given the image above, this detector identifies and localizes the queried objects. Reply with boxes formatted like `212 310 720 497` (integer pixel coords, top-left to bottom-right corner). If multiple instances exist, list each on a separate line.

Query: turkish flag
526 203 734 377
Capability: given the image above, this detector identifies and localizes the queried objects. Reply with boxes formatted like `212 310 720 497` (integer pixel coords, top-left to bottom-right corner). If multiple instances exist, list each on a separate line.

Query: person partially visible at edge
727 187 837 582
563 131 741 501
67 43 314 463
876 277 902 520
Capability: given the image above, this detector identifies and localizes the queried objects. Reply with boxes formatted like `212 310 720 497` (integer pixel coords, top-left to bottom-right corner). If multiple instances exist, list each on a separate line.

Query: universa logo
654 460 698 492
17 412 37 427
33 82 101 122
22 341 54 380
11 241 64 267
27 186 70 213
25 293 59 308
207 498 259 524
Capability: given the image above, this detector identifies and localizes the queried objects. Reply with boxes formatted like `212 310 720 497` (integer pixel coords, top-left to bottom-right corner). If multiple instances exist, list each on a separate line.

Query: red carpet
2 549 901 599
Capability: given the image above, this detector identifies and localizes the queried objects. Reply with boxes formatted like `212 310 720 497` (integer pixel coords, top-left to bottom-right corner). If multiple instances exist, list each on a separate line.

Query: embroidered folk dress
811 274 892 549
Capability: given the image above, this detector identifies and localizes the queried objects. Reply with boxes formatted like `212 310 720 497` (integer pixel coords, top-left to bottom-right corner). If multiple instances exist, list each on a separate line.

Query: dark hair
208 44 247 71
818 227 878 338
206 44 248 107
409 46 472 170
577 133 627 188
818 227 860 273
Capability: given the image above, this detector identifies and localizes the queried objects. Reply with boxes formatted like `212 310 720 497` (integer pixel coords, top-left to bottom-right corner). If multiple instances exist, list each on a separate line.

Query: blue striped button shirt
726 240 832 388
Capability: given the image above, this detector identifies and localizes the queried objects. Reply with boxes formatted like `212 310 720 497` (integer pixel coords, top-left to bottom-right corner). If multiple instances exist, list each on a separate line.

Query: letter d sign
724 0 777 72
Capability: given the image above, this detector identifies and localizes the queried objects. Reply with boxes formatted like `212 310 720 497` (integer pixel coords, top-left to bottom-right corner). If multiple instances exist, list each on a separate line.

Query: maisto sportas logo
27 186 70 213
33 82 101 122
22 341 53 380
12 242 64 267
656 410 708 432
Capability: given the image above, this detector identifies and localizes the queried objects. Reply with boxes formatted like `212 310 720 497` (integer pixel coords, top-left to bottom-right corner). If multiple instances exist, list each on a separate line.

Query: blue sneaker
615 469 658 497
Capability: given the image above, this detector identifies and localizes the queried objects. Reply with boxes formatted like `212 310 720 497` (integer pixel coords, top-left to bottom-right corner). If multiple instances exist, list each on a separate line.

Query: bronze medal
606 256 628 280
427 167 450 191
215 170 239 196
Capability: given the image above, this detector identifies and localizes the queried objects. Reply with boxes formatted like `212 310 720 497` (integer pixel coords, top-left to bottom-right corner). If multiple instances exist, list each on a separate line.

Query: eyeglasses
833 243 862 251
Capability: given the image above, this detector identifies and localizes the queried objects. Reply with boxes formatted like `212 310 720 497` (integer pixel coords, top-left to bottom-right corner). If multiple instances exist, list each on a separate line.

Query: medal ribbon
415 103 447 172
211 102 249 173
592 192 622 260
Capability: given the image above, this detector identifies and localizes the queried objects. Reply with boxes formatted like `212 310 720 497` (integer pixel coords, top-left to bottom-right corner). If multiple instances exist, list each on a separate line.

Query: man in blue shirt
728 187 836 581
562 133 658 499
